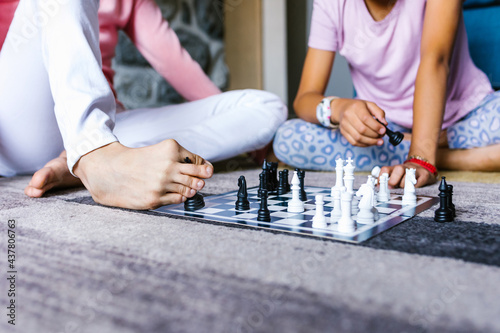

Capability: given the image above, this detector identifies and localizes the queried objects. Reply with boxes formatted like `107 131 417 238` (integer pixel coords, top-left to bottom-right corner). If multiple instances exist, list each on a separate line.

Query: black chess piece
258 172 266 198
376 119 404 146
235 176 250 211
261 161 271 193
184 193 205 211
447 184 456 218
270 162 279 191
183 156 205 211
297 169 307 201
283 169 290 192
434 177 453 223
257 190 271 222
277 170 287 196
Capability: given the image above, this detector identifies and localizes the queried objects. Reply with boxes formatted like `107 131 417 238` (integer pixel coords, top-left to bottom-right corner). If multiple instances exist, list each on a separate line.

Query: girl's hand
379 163 438 189
333 98 388 147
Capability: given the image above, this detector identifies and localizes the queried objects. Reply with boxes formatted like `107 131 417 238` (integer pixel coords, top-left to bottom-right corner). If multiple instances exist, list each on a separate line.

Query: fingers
366 102 387 126
388 165 406 188
340 101 386 146
378 166 393 184
341 122 381 147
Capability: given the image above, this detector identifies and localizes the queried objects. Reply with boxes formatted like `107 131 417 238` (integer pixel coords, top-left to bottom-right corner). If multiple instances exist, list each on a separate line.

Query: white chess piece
402 168 417 205
330 188 343 223
371 165 381 178
331 158 345 196
367 175 377 187
337 191 356 233
312 195 327 228
377 173 390 202
288 171 305 212
356 184 376 224
343 157 355 194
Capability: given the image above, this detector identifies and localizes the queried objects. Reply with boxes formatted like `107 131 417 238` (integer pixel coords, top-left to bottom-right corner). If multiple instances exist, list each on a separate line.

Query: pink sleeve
308 0 341 52
125 0 221 101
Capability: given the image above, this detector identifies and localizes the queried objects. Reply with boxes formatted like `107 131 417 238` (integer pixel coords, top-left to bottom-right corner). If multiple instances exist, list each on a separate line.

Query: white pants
115 90 288 162
0 0 287 177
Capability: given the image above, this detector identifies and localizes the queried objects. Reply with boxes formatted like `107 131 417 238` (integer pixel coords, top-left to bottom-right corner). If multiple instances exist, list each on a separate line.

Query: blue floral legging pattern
273 91 500 171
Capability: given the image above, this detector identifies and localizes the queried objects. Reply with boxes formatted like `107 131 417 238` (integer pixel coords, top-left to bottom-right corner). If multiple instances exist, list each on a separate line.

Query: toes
179 163 213 179
24 186 45 198
174 174 205 191
158 193 186 206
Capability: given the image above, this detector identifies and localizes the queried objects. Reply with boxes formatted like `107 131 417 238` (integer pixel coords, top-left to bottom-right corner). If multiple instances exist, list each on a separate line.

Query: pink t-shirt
309 0 493 129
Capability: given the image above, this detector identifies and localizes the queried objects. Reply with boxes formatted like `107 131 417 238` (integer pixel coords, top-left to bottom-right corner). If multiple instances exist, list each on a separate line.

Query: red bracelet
404 158 438 177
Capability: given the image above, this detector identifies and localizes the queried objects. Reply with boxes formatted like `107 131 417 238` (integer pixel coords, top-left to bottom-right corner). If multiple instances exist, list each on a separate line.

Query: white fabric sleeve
37 0 118 174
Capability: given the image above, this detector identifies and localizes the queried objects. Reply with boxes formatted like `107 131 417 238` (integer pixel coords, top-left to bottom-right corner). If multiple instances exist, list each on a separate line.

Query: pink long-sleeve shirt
0 0 221 103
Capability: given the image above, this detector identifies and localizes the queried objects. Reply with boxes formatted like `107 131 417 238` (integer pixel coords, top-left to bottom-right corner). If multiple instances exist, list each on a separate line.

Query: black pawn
277 170 287 196
235 176 250 211
184 193 205 211
447 184 456 218
257 190 271 222
376 119 404 146
434 177 453 223
258 172 266 198
283 169 290 192
297 169 307 201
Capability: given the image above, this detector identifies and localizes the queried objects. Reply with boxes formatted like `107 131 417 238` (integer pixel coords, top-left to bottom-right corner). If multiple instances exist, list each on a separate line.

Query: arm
294 48 386 147
125 0 221 101
383 0 462 187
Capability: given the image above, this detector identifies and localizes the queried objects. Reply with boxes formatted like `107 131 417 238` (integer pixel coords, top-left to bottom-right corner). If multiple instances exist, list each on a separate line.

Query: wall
113 0 228 109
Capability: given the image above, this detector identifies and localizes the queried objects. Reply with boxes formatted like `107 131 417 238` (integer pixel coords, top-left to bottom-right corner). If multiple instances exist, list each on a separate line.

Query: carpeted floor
1 167 500 333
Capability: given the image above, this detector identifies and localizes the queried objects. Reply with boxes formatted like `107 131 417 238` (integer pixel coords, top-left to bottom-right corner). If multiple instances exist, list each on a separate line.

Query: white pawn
331 158 345 197
356 184 376 224
338 191 356 233
288 171 305 212
371 165 381 178
402 168 417 205
312 195 327 228
330 188 343 223
377 173 390 202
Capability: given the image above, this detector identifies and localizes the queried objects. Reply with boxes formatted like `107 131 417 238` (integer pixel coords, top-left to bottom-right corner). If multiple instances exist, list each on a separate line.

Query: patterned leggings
273 91 500 171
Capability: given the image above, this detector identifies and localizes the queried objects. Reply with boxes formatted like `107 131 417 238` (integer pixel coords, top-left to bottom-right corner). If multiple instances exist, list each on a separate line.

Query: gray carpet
1 170 500 333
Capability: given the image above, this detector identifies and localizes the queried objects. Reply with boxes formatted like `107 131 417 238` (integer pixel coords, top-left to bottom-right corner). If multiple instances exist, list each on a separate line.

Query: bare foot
74 139 213 210
25 151 82 198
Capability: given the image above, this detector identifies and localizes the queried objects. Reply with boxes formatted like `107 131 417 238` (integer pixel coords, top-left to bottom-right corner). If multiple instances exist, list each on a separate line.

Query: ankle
73 142 125 179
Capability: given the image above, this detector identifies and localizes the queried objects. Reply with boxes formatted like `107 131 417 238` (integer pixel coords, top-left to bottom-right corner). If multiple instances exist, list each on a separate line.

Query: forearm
410 58 449 165
130 0 221 101
293 92 325 124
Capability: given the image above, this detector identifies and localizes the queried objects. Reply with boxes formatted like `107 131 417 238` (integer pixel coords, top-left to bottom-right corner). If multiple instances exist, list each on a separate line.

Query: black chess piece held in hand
376 119 404 146
183 157 205 211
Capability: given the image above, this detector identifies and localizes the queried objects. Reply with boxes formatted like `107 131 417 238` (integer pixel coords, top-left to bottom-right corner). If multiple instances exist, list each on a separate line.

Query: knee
240 89 288 124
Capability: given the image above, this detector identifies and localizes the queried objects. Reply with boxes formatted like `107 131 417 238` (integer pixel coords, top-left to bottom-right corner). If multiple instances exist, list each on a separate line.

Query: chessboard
154 186 439 243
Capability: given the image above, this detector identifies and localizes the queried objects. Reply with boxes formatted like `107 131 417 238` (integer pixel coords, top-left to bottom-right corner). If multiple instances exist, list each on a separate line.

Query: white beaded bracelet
316 96 340 129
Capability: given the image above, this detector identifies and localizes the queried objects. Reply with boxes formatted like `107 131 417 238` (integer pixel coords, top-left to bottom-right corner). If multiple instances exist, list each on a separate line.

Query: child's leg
273 119 411 171
2 1 210 209
113 89 287 162
0 0 116 176
447 91 500 149
437 91 500 171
